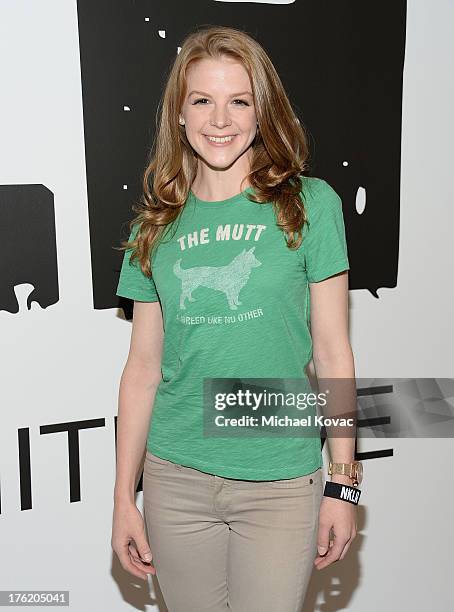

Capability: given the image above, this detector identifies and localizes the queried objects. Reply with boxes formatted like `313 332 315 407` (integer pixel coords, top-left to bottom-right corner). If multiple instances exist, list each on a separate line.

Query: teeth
206 135 235 143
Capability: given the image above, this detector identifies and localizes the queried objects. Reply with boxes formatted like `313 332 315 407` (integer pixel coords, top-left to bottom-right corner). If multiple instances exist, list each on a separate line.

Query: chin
202 158 240 171
195 149 243 167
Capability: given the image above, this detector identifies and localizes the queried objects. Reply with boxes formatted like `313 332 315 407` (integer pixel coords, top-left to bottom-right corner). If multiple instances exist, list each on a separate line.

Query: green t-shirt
116 176 350 480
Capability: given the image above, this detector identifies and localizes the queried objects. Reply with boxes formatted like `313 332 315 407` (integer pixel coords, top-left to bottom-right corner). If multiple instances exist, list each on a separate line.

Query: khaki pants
143 450 323 612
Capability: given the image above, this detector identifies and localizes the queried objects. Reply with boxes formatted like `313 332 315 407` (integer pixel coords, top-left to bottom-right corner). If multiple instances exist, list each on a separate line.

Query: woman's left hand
313 481 358 570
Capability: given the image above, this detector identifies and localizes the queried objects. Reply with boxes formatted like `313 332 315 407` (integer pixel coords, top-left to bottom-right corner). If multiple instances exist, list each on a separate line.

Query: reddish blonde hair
118 25 311 277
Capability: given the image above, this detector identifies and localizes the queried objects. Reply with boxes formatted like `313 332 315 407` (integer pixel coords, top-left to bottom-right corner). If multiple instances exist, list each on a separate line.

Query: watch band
328 461 363 486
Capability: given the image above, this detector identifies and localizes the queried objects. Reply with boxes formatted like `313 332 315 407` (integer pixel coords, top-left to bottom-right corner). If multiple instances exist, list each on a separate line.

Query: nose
210 105 232 129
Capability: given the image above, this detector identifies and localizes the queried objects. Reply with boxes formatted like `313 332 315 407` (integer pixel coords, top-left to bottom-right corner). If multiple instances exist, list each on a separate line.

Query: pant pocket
145 450 179 472
266 467 322 489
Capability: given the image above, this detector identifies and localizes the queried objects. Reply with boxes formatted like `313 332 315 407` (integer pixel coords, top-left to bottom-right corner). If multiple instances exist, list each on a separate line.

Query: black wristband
323 481 361 505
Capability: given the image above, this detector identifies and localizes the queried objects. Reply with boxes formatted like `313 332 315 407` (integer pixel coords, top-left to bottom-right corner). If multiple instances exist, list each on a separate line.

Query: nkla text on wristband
323 481 361 505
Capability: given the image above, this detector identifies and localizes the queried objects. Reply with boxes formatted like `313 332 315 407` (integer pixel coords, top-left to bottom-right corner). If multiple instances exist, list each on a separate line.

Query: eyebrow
188 90 253 97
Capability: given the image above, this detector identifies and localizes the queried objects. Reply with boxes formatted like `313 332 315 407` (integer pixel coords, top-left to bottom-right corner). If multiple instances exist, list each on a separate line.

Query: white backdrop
0 1 452 610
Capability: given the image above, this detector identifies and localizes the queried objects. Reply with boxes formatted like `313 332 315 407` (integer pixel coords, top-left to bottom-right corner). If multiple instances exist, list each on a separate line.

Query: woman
112 25 359 612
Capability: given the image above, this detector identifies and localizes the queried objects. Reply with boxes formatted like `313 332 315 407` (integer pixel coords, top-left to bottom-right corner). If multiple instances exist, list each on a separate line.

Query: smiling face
180 56 258 174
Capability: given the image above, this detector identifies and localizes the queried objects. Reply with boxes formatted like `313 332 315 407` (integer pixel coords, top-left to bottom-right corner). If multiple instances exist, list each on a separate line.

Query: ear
248 247 256 253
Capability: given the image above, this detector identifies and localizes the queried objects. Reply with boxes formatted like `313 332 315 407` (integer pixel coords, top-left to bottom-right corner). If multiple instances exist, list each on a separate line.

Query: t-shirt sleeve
298 178 350 283
115 223 159 302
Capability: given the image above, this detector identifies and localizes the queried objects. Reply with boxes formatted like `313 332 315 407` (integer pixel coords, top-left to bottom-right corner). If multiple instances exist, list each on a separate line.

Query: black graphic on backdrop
0 185 58 313
76 0 407 309
10 375 454 513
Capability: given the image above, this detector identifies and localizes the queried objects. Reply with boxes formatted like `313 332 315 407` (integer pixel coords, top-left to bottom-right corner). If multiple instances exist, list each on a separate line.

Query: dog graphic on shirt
173 247 262 310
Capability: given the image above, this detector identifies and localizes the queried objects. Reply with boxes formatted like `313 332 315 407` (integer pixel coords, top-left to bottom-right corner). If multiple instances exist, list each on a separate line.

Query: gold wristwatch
328 461 363 487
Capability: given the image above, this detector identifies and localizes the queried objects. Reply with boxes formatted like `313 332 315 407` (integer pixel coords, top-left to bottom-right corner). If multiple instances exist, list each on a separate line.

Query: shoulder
300 175 340 200
299 176 342 218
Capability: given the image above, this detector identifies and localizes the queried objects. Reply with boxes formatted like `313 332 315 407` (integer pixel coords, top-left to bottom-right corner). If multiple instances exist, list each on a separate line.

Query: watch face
354 462 363 484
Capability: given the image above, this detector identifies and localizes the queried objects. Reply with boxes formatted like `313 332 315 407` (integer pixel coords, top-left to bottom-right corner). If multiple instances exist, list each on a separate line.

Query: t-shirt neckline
188 186 256 208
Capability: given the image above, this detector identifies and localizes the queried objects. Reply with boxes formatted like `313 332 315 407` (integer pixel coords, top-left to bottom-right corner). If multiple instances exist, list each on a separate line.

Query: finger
315 528 334 561
338 529 356 561
128 539 152 563
136 542 153 564
116 543 149 581
314 546 331 566
315 534 349 569
338 539 353 561
128 542 144 563
129 553 156 575
314 538 334 568
316 524 332 556
128 543 156 574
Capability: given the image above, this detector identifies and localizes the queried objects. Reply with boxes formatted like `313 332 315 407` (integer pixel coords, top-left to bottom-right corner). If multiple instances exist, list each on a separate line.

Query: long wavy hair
117 24 312 278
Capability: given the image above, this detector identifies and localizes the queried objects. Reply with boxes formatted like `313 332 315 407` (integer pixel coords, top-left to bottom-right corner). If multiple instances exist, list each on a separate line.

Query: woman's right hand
111 499 156 581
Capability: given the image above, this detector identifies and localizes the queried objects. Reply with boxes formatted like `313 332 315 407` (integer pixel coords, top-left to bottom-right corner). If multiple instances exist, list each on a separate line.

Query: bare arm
309 270 356 484
310 270 358 570
114 300 164 505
